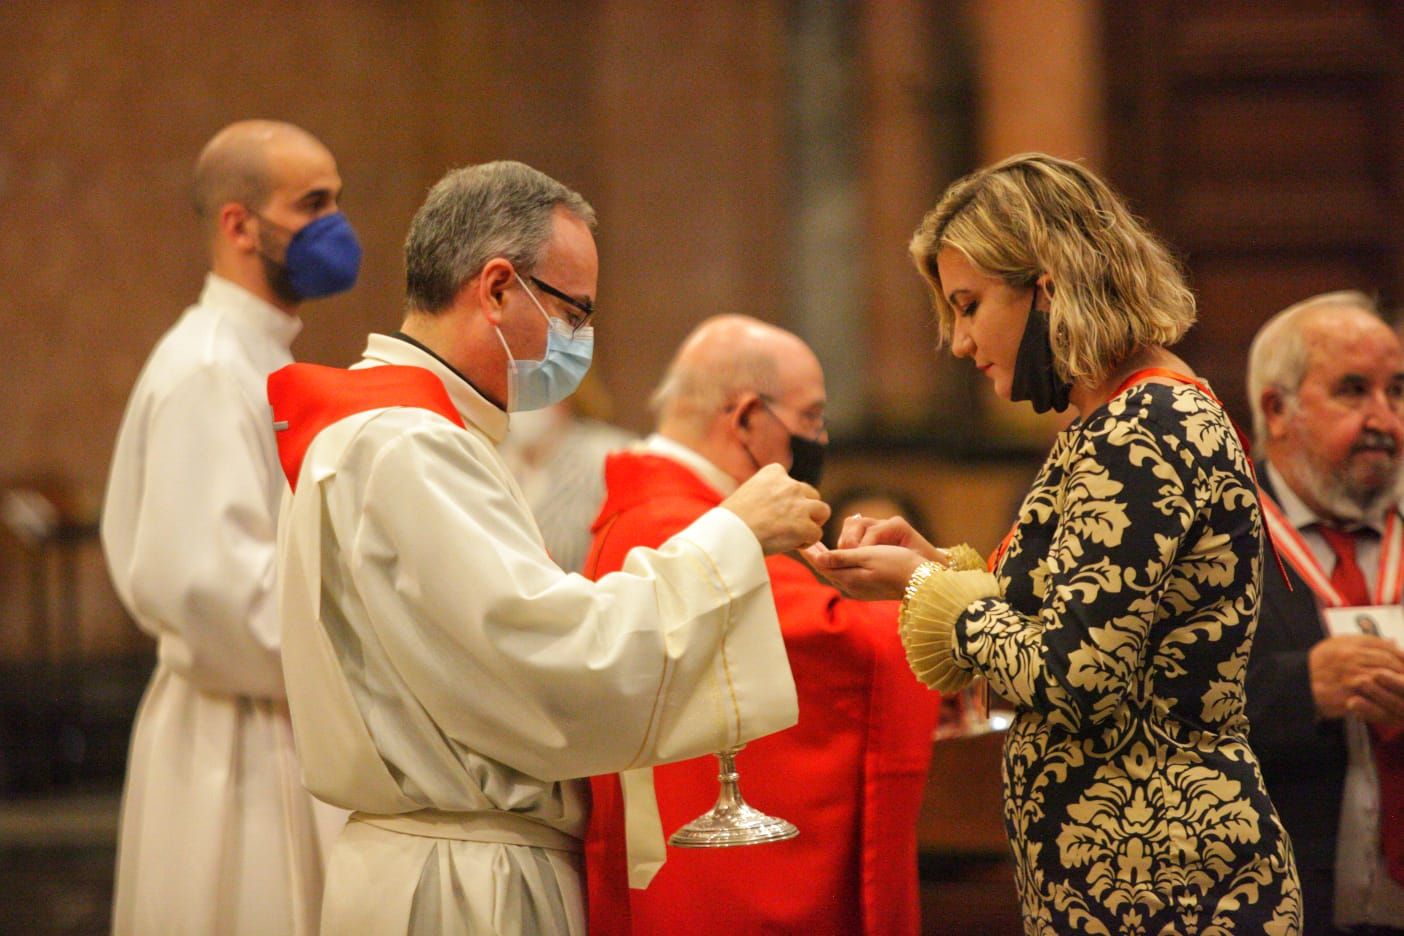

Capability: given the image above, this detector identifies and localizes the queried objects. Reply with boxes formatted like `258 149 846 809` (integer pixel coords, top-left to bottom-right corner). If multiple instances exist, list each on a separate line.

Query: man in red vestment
584 315 938 935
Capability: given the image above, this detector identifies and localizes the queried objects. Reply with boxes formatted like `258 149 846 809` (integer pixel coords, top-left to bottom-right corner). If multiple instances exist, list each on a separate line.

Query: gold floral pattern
955 383 1300 933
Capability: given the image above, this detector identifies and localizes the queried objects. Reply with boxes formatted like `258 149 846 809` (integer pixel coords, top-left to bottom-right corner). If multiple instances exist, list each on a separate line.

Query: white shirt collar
201 272 303 348
640 434 739 495
357 333 509 443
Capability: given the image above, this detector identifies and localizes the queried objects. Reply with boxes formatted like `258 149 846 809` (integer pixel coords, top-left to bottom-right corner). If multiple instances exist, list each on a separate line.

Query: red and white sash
1258 492 1404 608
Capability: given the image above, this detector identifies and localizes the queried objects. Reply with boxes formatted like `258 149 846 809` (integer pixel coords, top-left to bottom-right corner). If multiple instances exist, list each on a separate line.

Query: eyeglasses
759 395 827 437
527 275 596 336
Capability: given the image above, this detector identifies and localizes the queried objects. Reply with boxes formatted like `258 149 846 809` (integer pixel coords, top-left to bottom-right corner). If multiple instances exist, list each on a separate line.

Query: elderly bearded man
1246 291 1404 934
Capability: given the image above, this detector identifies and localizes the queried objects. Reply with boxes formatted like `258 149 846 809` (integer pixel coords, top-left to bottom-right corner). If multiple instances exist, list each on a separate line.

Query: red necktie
1316 524 1404 884
1317 525 1371 606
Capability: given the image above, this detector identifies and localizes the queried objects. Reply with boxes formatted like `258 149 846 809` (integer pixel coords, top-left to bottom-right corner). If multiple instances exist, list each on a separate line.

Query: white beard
1292 452 1399 523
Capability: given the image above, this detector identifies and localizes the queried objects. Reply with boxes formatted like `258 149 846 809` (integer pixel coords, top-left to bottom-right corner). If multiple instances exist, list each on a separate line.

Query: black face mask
1008 289 1072 414
787 433 826 487
743 400 827 487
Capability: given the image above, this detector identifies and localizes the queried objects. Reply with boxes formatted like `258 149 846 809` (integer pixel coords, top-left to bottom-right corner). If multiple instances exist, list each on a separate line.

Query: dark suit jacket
1246 468 1348 875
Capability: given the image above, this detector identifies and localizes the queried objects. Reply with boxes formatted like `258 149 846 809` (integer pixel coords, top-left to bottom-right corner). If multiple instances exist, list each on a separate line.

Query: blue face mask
286 212 362 299
258 211 362 301
495 273 594 412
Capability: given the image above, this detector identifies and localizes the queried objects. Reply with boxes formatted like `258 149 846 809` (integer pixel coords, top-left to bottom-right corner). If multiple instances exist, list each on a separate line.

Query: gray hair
1246 289 1380 451
650 346 781 433
404 161 596 313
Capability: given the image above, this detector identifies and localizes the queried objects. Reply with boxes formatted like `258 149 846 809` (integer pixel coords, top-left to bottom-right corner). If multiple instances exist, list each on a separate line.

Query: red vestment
583 451 938 935
267 363 464 490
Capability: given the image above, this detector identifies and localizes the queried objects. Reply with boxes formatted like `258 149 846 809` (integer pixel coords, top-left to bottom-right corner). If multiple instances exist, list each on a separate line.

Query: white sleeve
339 423 797 782
102 367 284 696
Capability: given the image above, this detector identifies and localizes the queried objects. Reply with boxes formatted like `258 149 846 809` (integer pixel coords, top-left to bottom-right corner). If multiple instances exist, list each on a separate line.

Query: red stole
266 363 464 491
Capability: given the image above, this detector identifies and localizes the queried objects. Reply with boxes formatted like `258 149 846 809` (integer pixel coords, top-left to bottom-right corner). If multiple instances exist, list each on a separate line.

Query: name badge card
1322 604 1404 644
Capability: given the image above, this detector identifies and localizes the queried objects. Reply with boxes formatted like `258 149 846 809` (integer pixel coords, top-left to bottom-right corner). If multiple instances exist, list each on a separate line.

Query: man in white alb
102 119 360 935
267 160 827 934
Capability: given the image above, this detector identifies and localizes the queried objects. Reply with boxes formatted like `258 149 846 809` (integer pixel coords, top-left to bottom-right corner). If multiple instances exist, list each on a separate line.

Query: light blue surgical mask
495 273 594 412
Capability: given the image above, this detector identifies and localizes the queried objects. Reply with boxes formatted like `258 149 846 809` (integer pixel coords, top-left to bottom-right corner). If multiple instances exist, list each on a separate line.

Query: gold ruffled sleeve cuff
942 542 987 572
898 559 1000 693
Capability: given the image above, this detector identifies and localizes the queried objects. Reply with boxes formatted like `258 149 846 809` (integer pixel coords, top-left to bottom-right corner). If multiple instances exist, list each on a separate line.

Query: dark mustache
1352 430 1398 454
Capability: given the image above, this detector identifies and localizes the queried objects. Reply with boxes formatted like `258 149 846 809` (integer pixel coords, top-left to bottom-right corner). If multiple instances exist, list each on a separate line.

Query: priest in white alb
268 161 828 934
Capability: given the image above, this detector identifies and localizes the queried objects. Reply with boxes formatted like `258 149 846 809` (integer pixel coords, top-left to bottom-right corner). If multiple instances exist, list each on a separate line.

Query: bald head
652 316 827 488
653 316 811 425
193 120 330 234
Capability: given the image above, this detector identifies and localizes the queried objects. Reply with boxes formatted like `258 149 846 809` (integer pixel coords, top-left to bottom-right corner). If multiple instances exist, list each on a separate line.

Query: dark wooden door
1104 0 1404 428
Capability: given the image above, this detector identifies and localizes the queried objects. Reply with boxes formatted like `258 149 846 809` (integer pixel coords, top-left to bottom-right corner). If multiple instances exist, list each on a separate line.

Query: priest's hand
1310 634 1404 721
801 542 926 601
722 463 829 555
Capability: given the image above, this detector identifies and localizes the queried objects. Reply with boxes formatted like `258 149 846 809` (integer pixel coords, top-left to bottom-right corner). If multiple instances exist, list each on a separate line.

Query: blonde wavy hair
909 153 1196 386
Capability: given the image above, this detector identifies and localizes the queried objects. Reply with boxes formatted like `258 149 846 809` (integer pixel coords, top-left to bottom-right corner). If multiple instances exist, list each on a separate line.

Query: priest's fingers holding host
721 463 829 555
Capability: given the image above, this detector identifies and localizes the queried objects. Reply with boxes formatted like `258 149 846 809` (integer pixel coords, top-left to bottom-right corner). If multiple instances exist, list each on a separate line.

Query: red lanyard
1258 493 1403 607
987 368 1290 588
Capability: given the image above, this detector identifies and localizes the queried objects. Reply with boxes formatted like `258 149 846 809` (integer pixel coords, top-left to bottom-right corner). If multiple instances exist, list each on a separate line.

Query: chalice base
667 748 799 848
668 802 799 848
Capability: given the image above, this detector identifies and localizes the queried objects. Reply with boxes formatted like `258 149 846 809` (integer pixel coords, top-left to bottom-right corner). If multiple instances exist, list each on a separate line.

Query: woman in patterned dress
808 153 1301 934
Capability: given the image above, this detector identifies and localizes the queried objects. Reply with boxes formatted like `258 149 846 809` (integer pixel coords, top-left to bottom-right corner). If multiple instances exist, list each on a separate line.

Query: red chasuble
267 363 464 491
583 452 937 936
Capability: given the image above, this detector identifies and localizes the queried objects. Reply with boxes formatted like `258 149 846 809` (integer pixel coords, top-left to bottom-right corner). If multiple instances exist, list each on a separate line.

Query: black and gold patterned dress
906 382 1301 934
